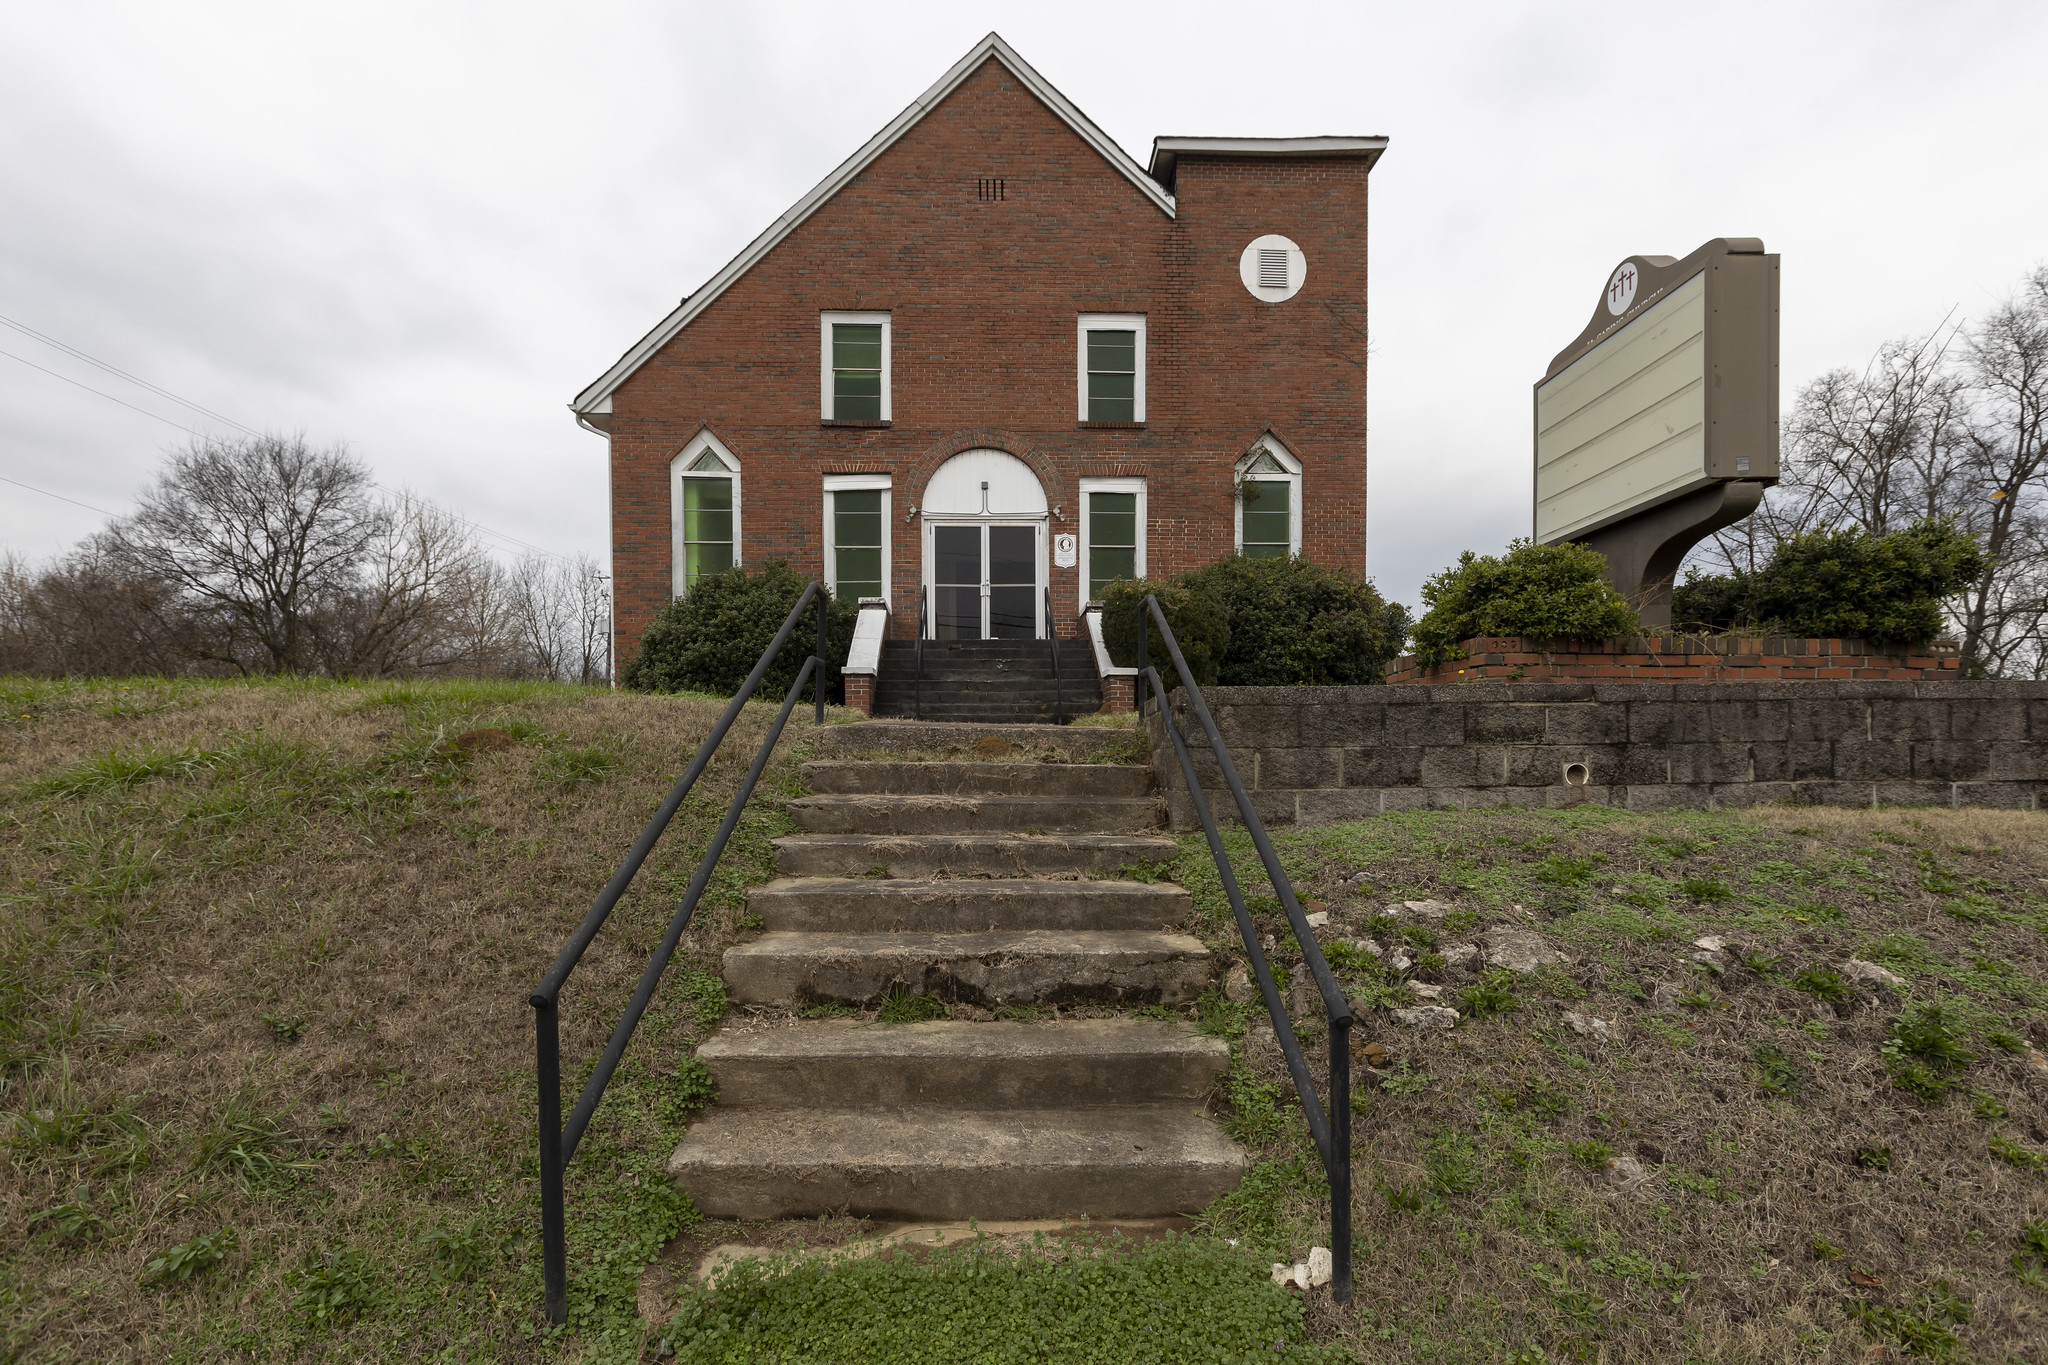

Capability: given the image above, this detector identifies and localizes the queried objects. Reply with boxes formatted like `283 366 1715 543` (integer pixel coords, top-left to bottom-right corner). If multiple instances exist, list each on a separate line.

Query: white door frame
921 516 1047 639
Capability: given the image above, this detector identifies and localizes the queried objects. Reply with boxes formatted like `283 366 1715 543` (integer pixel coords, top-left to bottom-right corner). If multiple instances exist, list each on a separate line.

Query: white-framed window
820 311 891 422
1078 477 1145 601
823 474 891 605
1234 439 1301 559
671 431 741 595
1076 313 1146 423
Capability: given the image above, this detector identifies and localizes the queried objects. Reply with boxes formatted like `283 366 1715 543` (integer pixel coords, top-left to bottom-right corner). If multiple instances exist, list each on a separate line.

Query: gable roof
571 33 1173 423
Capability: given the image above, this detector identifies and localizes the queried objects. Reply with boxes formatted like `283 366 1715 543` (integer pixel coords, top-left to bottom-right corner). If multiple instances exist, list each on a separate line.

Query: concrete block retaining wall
1144 680 2048 829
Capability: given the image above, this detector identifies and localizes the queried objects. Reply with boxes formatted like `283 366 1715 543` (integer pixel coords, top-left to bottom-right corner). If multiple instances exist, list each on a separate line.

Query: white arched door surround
918 449 1048 640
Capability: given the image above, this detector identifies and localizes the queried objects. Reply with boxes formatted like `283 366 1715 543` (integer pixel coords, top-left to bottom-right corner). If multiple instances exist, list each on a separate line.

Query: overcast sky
3 0 2044 609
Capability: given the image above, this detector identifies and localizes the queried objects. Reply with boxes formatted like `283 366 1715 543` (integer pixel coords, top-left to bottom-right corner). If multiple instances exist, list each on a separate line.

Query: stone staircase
668 720 1245 1221
871 639 1103 724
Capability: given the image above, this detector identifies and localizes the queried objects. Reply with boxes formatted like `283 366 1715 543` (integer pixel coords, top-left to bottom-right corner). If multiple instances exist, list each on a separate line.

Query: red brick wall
604 58 1372 667
1385 636 1964 684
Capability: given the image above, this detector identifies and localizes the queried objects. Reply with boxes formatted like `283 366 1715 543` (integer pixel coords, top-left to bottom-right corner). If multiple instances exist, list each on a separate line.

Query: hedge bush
1410 538 1637 664
1672 519 1982 645
1099 577 1230 688
1180 555 1408 686
622 561 857 700
1101 556 1405 687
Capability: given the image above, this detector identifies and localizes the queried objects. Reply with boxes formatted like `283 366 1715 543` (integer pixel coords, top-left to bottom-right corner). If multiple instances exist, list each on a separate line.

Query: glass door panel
987 524 1037 639
932 525 982 640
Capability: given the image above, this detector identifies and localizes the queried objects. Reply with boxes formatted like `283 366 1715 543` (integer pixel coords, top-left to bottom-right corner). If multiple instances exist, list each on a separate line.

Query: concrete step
748 877 1191 932
669 1106 1245 1220
813 721 1138 761
789 794 1163 835
869 705 1096 725
802 760 1152 798
695 1018 1229 1109
773 833 1178 879
722 929 1214 1006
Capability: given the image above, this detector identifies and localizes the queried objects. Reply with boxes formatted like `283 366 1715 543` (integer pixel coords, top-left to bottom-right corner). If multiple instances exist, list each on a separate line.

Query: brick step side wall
1385 635 1962 685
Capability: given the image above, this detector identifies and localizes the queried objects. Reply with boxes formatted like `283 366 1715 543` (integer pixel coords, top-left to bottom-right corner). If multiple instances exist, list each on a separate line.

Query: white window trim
1076 313 1146 423
671 431 741 596
820 311 892 422
1233 439 1302 557
823 474 893 607
1077 476 1146 602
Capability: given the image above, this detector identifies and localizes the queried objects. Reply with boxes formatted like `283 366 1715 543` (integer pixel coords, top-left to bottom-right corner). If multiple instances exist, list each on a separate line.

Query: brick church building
572 33 1385 676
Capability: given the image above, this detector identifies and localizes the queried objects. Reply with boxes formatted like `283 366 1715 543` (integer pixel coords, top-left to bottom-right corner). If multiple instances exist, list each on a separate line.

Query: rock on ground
1392 1005 1460 1031
1842 958 1907 991
1562 1011 1617 1043
1482 925 1571 973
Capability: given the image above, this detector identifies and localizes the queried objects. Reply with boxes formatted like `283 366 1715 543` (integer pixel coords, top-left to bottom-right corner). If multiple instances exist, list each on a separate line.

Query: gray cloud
3 0 2043 609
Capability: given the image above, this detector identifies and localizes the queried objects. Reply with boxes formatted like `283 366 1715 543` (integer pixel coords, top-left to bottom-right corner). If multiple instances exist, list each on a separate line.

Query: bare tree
321 494 499 676
1687 267 2048 676
104 434 384 674
502 552 613 682
0 542 197 677
1952 267 2048 673
1695 325 1971 575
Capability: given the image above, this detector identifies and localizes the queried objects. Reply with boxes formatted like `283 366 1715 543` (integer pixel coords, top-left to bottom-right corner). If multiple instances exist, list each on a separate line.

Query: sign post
1533 237 1780 625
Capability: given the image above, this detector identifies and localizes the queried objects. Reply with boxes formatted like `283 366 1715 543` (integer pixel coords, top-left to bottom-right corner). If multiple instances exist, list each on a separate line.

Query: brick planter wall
1145 680 2048 828
843 675 875 716
1384 635 1961 685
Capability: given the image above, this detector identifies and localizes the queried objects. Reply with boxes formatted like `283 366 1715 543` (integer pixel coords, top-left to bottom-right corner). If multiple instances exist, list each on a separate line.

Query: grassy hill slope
4 678 2047 1362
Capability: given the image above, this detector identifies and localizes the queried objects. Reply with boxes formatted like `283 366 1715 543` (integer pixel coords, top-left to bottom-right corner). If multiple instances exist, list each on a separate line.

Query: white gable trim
570 32 1174 418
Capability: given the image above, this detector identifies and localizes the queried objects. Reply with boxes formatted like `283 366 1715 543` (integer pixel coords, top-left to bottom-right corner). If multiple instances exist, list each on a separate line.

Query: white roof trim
1148 135 1388 189
571 32 1173 416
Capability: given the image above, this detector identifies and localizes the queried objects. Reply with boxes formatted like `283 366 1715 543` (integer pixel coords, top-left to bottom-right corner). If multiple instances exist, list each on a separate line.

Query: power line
0 473 120 518
0 318 575 563
0 346 211 438
0 311 261 436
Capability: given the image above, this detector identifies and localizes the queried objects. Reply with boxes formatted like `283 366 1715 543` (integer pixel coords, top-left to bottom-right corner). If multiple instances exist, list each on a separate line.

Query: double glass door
931 522 1039 639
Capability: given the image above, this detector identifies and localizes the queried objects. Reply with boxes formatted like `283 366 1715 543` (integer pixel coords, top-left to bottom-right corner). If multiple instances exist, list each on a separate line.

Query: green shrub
1176 555 1408 685
1099 577 1230 687
1410 539 1637 665
1672 518 1983 645
622 561 857 700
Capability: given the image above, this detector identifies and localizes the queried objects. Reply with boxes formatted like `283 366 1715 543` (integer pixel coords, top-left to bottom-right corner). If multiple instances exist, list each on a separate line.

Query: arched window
671 432 740 595
1235 439 1302 559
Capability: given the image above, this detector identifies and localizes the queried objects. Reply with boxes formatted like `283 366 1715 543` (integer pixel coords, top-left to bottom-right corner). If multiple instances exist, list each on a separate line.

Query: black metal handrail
1044 584 1064 725
914 584 928 722
1136 594 1353 1304
529 582 828 1325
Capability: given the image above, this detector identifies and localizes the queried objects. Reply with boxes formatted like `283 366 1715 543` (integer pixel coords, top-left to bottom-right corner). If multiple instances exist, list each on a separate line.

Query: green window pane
1087 393 1135 423
832 324 882 369
1087 330 1135 372
1241 480 1288 516
833 371 881 421
1088 372 1135 402
1089 547 1136 599
685 477 732 513
834 510 882 545
684 508 732 542
834 488 882 517
1242 480 1290 554
685 540 733 585
835 548 882 597
1088 492 1136 550
1242 514 1290 547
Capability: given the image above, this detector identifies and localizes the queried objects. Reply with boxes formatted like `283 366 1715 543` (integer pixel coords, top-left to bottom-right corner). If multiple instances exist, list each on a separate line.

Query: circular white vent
1239 234 1306 303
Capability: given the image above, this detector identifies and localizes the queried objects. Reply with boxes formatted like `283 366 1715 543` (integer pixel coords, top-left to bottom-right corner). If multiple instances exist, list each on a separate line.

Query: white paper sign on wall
1053 533 1078 568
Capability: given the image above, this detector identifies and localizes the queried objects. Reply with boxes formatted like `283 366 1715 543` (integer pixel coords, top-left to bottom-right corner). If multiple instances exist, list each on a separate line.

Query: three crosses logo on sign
1605 262 1639 316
